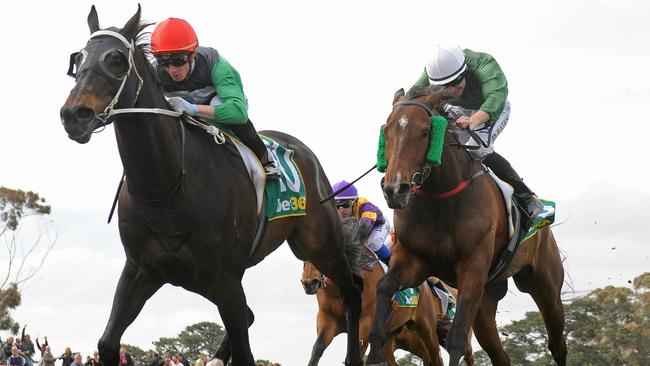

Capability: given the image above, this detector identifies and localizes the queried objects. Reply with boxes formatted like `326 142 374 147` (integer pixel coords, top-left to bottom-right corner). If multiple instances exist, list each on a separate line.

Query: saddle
486 172 555 282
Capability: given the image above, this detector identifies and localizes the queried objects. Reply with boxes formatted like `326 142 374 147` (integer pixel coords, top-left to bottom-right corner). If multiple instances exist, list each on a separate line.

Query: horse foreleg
311 258 363 366
472 281 510 365
381 335 398 366
462 328 476 366
98 260 162 366
308 313 341 366
213 305 255 365
446 261 488 366
365 269 400 366
206 279 255 366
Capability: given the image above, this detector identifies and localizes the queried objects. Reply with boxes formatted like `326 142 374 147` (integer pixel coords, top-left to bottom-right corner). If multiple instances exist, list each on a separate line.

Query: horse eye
105 50 128 77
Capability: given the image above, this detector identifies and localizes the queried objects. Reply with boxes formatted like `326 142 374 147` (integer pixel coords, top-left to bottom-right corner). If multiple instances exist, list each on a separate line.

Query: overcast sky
2 0 650 364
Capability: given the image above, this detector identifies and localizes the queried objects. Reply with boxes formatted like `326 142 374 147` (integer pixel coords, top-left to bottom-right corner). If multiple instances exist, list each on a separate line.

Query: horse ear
392 88 405 105
122 4 142 40
426 87 444 109
87 5 100 34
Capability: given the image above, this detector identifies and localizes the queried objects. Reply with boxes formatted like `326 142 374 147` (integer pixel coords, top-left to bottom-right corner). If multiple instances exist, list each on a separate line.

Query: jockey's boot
260 151 282 180
483 152 543 229
374 244 392 265
230 120 281 180
426 277 449 295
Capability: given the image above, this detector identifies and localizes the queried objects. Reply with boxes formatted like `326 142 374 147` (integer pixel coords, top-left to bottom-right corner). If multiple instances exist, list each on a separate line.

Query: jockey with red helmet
151 18 280 179
332 181 391 265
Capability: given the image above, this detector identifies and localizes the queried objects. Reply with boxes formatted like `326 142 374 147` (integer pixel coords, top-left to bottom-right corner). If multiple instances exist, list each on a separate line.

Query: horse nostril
73 105 96 123
397 183 411 195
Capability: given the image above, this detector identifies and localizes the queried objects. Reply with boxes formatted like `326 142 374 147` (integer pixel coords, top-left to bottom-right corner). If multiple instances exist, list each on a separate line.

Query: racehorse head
381 86 444 208
301 261 326 295
300 217 362 295
60 5 148 143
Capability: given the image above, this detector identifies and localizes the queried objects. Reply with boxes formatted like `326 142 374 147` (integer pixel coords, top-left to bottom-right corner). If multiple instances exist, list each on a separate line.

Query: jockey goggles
335 200 354 209
156 52 191 67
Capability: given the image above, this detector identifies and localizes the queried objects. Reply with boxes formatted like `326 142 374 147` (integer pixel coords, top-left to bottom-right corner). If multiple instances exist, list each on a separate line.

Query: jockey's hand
454 116 472 129
167 96 198 116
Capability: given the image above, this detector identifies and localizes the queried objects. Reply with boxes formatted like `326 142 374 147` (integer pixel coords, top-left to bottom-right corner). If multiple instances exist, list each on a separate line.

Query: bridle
391 100 438 189
302 262 326 290
67 30 183 128
390 99 488 197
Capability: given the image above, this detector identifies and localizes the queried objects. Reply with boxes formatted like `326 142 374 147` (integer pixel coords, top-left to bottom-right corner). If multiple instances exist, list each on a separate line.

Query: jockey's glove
167 96 198 116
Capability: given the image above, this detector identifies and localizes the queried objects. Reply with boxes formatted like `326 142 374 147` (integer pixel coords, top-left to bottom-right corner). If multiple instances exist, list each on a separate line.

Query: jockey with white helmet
332 181 391 264
415 44 542 226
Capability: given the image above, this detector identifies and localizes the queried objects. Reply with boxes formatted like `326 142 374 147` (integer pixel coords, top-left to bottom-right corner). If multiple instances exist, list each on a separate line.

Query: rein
410 170 486 199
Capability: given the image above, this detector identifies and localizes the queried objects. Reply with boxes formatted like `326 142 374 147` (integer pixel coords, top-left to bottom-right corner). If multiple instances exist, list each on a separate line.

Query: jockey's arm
457 110 491 130
195 104 215 120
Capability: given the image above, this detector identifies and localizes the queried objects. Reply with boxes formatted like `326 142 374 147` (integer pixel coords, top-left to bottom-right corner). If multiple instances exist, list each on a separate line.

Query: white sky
2 0 650 364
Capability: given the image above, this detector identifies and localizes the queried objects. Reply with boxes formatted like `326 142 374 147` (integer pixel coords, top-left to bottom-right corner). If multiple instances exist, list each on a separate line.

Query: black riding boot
482 152 542 226
229 120 281 180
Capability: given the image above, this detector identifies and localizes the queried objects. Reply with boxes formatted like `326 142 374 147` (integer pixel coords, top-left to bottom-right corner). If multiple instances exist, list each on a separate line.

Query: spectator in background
170 355 183 366
177 354 189 366
19 327 34 366
13 339 22 355
35 337 48 357
3 337 14 361
41 347 55 366
194 354 207 366
147 351 161 366
70 354 84 366
118 348 133 366
7 346 25 366
58 347 73 366
84 351 101 366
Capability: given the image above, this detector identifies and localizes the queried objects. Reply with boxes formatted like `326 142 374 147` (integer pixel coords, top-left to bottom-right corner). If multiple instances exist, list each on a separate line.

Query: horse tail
340 216 363 276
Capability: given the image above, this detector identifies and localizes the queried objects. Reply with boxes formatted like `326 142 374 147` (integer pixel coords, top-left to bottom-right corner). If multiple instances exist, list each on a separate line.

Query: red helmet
151 18 198 54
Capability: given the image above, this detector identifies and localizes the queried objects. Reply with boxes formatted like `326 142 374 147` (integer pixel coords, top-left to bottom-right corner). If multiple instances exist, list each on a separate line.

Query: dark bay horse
301 231 474 366
364 87 567 366
59 6 362 366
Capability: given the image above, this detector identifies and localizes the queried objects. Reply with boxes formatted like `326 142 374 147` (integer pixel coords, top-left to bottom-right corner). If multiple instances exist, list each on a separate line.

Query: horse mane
340 217 362 275
117 22 167 97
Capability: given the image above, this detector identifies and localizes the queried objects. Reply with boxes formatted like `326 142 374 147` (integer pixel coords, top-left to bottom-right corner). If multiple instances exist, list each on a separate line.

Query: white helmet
425 44 467 85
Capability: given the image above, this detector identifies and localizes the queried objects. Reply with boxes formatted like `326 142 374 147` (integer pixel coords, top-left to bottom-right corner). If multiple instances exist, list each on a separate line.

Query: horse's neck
425 131 480 193
113 70 184 199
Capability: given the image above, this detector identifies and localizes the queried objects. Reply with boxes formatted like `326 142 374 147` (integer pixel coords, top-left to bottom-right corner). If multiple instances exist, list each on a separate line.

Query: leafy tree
0 187 55 333
472 272 650 365
153 322 226 358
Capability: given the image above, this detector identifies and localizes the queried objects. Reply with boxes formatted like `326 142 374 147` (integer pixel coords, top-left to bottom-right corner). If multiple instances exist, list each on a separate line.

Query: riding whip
320 164 377 205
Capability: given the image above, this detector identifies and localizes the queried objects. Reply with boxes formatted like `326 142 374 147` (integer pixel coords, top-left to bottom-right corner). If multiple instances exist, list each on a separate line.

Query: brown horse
301 237 474 366
364 87 567 366
59 6 363 366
